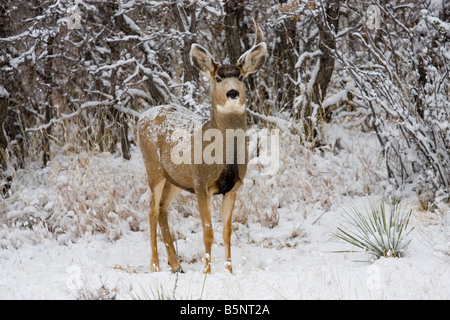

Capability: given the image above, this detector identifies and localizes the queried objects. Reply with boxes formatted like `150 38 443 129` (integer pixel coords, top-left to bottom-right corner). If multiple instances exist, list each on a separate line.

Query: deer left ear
190 44 218 78
236 42 267 79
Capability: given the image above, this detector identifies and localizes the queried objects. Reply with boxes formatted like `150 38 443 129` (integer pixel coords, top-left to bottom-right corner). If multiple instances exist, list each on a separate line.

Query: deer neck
210 100 247 132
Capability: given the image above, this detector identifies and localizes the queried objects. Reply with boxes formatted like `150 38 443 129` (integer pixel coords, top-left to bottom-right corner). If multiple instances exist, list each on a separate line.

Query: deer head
190 24 267 117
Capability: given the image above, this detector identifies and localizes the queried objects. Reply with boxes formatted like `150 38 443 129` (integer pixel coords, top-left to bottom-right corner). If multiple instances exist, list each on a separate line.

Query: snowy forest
0 0 449 299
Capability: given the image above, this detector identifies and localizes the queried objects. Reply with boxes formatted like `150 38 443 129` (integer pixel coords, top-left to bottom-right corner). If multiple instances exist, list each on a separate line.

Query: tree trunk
303 0 340 142
224 0 245 63
171 2 198 83
273 12 298 111
42 35 55 166
0 94 8 171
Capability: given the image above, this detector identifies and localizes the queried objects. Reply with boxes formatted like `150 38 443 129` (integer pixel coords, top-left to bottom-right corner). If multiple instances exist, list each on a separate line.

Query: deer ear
190 44 218 78
236 42 267 79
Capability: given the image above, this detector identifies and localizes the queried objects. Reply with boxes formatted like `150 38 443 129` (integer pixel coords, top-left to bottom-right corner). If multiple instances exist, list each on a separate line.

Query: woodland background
0 0 449 207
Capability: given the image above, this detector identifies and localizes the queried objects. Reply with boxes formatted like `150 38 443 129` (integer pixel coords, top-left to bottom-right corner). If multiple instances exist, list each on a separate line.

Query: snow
0 124 449 300
123 14 142 35
0 85 9 98
1 208 448 299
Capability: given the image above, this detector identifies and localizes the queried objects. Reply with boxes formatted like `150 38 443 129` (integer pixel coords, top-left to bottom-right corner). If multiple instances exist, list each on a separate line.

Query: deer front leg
222 190 237 273
149 179 165 272
196 191 213 274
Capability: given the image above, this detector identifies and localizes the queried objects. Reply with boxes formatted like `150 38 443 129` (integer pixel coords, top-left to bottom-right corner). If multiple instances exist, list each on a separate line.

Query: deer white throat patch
216 100 246 114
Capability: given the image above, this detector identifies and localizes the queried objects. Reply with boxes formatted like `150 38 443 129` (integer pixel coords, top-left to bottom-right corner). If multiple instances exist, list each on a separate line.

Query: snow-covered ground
1 203 449 300
1 124 449 299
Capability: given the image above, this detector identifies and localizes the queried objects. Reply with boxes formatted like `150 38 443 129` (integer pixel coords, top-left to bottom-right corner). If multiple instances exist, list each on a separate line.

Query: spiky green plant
336 198 414 259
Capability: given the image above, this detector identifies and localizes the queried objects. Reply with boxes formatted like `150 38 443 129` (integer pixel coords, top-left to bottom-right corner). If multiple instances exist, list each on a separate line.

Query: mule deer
138 23 266 273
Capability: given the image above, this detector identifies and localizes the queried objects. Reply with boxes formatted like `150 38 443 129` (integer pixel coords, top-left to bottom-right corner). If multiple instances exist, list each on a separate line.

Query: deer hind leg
222 190 237 273
158 181 182 273
149 179 165 272
196 191 213 273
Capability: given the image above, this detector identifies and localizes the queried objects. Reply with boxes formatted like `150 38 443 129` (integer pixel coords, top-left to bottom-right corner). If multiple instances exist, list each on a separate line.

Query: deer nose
226 89 239 99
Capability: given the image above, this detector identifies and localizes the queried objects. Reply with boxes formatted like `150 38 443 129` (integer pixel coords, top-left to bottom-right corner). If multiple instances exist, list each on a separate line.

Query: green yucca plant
336 197 414 259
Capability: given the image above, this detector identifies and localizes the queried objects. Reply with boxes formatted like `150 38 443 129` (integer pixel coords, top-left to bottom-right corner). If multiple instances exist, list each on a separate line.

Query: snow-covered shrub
226 122 384 228
336 197 414 259
47 151 149 238
0 117 385 248
332 2 449 206
0 149 149 248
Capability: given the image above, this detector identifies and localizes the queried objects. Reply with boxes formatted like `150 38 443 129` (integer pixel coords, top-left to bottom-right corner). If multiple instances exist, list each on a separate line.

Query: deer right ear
236 42 267 79
190 44 218 78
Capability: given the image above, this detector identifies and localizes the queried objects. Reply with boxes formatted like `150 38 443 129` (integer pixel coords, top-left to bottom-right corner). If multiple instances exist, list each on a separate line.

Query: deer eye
215 77 222 83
